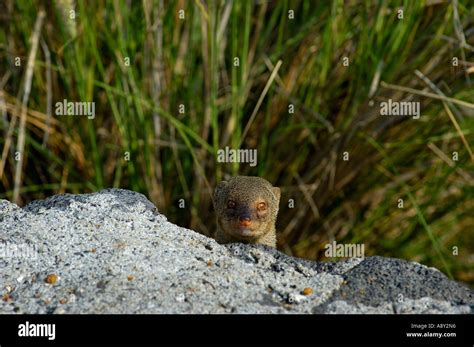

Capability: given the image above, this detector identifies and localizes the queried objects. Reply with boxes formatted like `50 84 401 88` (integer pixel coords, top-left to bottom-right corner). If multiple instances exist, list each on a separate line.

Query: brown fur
213 176 280 248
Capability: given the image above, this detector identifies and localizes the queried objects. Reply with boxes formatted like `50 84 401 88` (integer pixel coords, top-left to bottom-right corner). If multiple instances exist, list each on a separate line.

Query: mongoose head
213 176 280 242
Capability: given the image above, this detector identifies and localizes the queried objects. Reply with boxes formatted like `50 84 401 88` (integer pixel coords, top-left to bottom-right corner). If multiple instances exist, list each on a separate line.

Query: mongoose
213 176 280 248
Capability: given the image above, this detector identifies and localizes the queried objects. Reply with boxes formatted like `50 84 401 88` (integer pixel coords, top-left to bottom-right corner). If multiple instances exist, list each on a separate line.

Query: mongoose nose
238 215 252 227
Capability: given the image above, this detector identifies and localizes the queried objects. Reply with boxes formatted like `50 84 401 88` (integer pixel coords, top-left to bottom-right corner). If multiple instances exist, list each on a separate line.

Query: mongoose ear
272 187 281 202
213 181 228 205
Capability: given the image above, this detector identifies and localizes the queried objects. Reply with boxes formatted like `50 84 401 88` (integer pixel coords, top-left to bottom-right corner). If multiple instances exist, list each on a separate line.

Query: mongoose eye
257 202 267 211
227 200 236 209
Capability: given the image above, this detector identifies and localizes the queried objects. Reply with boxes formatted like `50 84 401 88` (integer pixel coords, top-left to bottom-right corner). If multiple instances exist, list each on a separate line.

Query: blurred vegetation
0 0 473 286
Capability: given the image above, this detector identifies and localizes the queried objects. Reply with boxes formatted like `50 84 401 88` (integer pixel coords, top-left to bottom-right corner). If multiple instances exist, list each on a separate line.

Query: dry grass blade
194 0 209 22
40 38 52 146
368 60 384 98
442 101 474 162
294 172 320 219
12 10 46 204
414 69 462 119
414 69 473 162
0 74 12 183
451 0 471 83
239 59 282 147
380 81 474 109
428 143 456 168
427 142 472 182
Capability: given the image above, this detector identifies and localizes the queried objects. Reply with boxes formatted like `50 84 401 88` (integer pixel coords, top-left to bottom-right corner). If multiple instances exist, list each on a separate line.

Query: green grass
0 0 473 285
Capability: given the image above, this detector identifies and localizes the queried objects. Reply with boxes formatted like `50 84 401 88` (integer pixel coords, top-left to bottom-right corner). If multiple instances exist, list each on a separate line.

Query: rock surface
0 189 472 314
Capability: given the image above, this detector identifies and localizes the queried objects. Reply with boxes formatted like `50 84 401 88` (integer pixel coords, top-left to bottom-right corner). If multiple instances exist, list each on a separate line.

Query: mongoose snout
238 214 252 227
213 176 280 247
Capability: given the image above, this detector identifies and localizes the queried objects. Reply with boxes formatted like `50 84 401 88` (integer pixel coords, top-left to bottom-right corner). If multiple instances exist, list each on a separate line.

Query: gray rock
0 189 472 314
